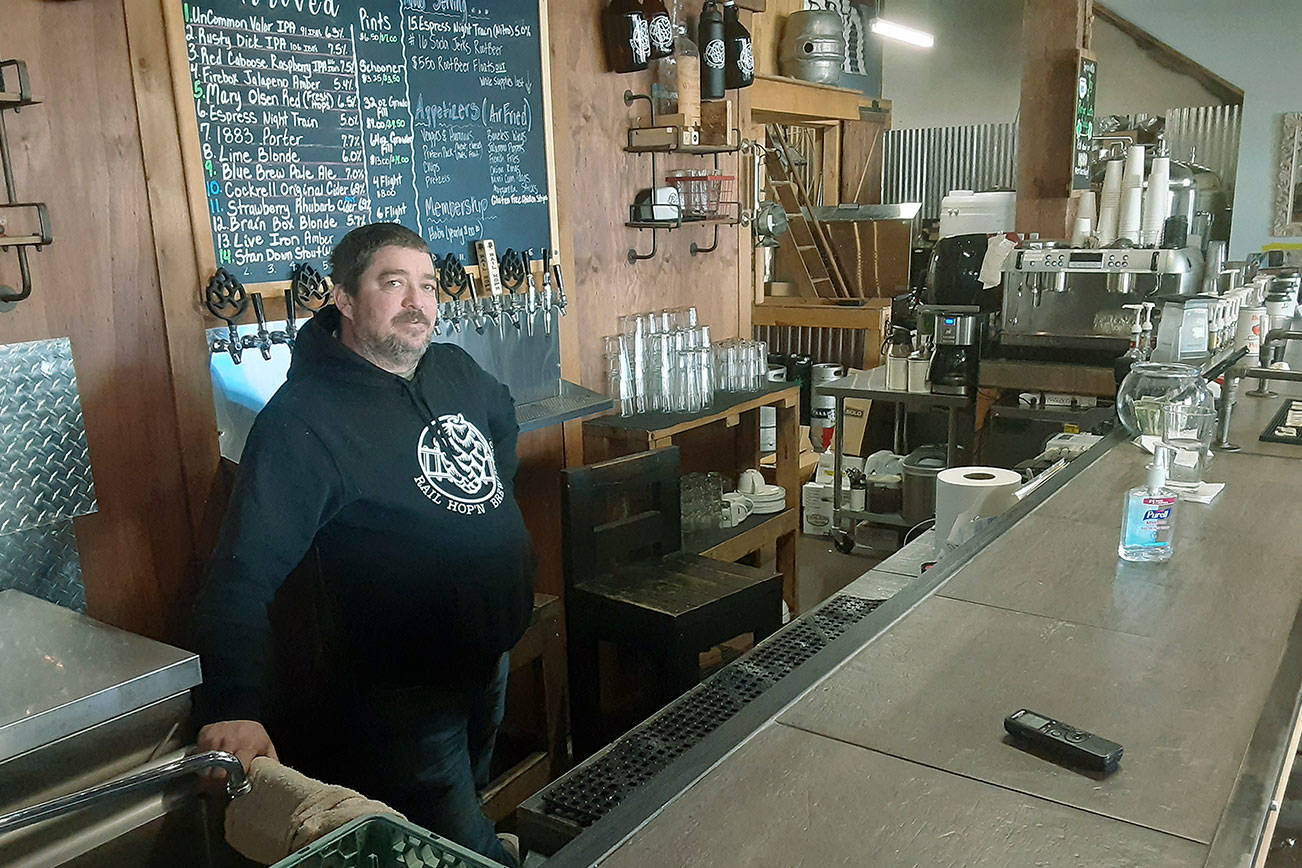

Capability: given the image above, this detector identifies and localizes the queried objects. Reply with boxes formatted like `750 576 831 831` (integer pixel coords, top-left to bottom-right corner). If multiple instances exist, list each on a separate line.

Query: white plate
753 503 786 514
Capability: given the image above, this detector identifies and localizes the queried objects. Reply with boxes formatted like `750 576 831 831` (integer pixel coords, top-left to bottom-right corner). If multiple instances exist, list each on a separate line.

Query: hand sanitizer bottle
1119 450 1179 562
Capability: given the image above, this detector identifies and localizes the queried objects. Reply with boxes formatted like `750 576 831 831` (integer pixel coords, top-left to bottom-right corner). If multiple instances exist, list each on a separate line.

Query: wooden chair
562 446 783 760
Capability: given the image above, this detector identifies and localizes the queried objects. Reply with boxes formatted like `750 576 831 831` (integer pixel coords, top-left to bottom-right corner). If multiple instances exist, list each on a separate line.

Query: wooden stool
563 448 782 760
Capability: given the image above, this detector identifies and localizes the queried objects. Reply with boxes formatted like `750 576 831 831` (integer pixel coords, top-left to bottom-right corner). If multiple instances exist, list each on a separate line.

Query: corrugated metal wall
880 122 1019 221
1165 104 1241 195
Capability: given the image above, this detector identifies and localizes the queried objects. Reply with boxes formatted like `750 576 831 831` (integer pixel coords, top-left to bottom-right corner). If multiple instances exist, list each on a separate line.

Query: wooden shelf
750 75 890 124
585 382 804 612
585 383 799 445
625 134 741 155
691 508 798 563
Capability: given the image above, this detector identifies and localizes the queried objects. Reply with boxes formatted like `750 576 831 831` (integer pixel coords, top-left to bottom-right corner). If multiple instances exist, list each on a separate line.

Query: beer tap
540 248 555 335
279 289 297 351
523 248 539 336
498 248 526 333
475 239 509 339
466 271 490 335
437 254 465 335
248 292 274 361
204 267 249 365
551 250 569 317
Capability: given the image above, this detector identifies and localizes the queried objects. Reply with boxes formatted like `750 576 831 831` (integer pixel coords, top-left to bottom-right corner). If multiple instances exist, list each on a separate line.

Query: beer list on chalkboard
183 0 551 283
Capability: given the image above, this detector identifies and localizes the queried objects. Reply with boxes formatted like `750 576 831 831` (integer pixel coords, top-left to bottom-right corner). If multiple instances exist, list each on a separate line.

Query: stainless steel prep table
545 338 1302 867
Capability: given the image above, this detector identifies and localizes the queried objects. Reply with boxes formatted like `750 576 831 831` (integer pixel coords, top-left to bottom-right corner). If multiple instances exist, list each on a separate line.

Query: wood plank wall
554 0 751 392
0 0 760 637
0 0 202 641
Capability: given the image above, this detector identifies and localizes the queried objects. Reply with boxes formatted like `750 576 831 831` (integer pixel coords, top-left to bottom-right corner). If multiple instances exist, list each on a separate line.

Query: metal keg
778 10 845 85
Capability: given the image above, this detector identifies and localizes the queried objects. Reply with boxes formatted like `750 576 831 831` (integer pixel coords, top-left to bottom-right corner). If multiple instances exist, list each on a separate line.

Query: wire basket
270 814 508 868
664 171 736 220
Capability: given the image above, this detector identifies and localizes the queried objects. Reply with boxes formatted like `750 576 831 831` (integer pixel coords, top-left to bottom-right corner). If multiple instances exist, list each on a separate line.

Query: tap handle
204 268 248 325
552 253 569 314
283 289 297 341
498 248 526 291
438 253 469 300
291 263 332 313
250 292 268 333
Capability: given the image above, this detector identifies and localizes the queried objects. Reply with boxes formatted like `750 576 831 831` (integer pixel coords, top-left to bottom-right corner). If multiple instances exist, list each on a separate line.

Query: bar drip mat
1260 399 1302 445
539 594 881 827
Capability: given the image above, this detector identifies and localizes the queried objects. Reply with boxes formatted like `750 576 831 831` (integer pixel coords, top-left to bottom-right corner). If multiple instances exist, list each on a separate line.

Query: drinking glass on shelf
1160 403 1216 489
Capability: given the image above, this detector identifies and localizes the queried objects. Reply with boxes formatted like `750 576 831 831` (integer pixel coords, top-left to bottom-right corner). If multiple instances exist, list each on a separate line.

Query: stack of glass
712 338 768 393
681 471 726 534
603 308 770 417
605 307 714 416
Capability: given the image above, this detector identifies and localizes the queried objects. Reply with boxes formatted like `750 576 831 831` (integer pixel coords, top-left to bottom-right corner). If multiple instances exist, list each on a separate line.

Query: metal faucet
1214 330 1302 451
0 750 249 837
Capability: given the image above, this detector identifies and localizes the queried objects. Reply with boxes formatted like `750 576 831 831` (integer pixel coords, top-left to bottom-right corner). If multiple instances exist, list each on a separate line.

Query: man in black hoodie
193 223 533 866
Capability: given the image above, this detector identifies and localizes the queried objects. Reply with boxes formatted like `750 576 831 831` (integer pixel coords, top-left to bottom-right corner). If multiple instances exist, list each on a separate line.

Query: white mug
722 493 753 527
737 468 765 494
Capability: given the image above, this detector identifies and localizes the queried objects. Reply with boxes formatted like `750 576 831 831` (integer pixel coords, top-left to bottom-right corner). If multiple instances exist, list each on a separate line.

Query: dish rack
271 814 507 868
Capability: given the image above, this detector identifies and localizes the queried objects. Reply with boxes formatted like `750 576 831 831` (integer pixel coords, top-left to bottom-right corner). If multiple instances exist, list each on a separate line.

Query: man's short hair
329 223 430 296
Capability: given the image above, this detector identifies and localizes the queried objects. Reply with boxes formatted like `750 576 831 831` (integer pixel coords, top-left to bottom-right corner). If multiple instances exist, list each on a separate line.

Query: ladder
764 125 852 299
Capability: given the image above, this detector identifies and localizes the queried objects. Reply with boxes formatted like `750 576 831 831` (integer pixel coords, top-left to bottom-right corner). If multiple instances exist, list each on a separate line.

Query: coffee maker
927 307 981 396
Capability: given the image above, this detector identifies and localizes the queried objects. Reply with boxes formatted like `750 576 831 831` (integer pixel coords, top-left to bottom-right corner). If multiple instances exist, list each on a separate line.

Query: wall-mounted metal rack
0 59 51 308
622 90 745 263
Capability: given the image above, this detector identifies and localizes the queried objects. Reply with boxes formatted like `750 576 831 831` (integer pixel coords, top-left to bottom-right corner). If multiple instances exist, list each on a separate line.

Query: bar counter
546 341 1302 867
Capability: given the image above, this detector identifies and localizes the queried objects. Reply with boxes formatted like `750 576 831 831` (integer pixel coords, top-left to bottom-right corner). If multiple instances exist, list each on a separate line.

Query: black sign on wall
1072 53 1098 191
182 0 552 283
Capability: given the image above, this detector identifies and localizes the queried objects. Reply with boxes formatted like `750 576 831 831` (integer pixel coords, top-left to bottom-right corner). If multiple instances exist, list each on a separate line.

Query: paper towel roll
935 466 1023 555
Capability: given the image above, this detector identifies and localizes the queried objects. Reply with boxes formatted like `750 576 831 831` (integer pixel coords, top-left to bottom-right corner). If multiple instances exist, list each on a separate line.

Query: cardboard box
802 481 833 535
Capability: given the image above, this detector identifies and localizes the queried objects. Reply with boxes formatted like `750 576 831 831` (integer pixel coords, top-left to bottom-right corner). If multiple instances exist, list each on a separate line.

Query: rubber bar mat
540 594 881 827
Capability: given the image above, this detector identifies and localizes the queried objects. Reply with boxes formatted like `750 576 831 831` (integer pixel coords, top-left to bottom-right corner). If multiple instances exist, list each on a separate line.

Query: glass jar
1116 362 1214 437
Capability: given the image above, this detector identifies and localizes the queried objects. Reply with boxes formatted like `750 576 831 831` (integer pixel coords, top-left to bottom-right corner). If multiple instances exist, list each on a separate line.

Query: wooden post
1015 0 1091 238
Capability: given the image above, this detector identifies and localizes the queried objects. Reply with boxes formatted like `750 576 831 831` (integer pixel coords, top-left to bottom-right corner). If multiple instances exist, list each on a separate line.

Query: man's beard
356 313 430 372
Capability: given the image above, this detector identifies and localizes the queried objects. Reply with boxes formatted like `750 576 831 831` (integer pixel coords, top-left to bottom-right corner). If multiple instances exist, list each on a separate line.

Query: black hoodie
193 306 534 724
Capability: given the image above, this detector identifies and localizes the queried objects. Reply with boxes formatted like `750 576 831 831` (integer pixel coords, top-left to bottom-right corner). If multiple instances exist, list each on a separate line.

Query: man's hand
197 719 279 777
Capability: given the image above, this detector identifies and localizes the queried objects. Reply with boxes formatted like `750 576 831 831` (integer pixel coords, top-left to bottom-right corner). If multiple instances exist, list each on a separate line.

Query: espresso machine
997 244 1203 362
927 307 982 396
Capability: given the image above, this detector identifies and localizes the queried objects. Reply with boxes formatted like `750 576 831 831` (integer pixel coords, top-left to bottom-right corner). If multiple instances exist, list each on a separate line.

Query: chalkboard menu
182 0 552 283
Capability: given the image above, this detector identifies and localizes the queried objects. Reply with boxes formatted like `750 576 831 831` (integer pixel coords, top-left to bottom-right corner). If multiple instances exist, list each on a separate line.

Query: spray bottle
1139 302 1156 359
1114 303 1145 385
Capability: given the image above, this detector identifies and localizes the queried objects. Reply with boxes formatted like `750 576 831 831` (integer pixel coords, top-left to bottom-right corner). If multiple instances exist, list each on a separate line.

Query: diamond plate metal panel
0 337 97 534
0 521 85 612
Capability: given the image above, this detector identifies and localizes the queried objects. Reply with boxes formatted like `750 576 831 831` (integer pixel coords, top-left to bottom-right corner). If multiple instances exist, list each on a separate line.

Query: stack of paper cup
1141 156 1171 247
1116 145 1147 243
1097 160 1123 245
1070 190 1097 247
1117 187 1143 242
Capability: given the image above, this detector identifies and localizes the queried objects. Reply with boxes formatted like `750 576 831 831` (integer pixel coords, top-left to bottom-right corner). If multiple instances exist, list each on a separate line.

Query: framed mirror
1273 112 1302 236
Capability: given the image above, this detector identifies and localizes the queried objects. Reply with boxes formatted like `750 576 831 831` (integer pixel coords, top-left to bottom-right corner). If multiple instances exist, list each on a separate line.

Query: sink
60 793 255 868
3 786 256 868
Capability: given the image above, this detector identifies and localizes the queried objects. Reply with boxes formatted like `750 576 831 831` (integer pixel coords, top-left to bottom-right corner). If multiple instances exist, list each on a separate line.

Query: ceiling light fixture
870 17 935 48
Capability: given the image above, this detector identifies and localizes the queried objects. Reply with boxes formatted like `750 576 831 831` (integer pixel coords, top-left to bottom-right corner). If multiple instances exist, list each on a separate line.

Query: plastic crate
270 814 508 868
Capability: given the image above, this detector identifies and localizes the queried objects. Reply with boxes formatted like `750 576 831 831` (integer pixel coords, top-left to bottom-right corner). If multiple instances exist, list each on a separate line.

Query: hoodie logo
414 414 504 514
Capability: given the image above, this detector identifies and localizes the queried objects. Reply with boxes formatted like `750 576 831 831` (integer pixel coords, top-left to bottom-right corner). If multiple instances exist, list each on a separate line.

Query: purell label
1141 496 1176 525
649 14 673 52
631 16 650 62
704 39 726 69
